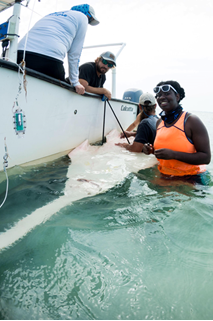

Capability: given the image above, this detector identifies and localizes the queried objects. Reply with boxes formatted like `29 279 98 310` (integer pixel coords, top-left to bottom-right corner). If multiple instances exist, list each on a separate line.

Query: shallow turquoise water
0 111 213 320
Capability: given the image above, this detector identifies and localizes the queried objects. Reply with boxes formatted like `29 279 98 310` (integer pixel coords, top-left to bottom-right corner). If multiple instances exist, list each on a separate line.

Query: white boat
0 0 137 171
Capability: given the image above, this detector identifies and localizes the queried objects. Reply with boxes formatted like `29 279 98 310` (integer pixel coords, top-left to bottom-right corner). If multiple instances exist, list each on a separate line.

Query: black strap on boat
102 100 106 145
106 99 130 144
102 95 130 144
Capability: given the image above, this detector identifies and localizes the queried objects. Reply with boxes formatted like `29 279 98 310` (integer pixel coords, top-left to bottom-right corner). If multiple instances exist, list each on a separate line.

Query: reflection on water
1 162 213 319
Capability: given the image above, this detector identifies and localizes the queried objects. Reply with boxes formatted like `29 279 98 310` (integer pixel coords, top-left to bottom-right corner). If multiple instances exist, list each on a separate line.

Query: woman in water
143 80 211 177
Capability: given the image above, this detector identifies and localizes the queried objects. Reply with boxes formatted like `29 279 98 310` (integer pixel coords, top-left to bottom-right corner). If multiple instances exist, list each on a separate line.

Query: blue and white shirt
18 10 88 86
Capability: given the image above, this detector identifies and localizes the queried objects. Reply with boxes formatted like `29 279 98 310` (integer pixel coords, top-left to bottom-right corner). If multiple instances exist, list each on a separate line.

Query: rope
20 1 43 16
0 167 9 209
0 139 9 209
22 0 37 62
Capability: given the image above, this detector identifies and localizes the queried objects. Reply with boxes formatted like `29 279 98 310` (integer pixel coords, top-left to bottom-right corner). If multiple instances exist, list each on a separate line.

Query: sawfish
0 130 157 250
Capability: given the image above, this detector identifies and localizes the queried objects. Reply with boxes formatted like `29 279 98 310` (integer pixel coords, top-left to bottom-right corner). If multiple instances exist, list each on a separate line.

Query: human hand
103 89 112 100
154 148 175 159
120 131 131 138
75 84 85 95
115 142 126 148
142 143 154 155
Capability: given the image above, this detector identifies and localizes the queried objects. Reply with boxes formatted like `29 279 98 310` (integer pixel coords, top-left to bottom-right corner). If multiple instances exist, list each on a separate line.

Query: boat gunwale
0 59 138 105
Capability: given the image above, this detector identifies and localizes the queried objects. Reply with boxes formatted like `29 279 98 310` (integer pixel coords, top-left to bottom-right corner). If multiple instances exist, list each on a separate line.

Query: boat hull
0 60 137 170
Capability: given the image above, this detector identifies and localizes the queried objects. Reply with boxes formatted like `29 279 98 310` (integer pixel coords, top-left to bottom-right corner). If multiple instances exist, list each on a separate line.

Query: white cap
88 5 99 26
139 92 156 106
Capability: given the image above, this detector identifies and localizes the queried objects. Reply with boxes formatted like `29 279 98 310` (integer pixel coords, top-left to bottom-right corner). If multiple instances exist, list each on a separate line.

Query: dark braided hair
157 80 185 102
139 104 156 122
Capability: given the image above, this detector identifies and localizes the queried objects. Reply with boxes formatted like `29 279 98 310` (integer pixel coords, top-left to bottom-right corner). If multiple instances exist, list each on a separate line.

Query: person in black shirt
79 51 116 100
116 93 158 152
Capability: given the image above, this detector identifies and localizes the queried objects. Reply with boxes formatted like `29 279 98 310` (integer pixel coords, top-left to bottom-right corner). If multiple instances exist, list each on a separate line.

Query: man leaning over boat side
115 93 158 152
17 4 99 95
78 51 116 100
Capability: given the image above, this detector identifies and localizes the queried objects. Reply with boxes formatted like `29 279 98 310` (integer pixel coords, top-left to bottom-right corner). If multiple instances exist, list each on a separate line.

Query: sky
1 0 213 112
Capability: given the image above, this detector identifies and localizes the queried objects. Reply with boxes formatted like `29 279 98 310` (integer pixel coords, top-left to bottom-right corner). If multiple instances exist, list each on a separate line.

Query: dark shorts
17 51 65 81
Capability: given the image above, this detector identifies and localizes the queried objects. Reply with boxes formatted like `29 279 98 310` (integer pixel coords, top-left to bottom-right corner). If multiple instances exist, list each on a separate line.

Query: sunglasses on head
153 84 178 95
101 58 114 68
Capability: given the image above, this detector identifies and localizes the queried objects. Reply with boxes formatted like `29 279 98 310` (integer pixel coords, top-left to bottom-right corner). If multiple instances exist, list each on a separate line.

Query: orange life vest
154 111 206 176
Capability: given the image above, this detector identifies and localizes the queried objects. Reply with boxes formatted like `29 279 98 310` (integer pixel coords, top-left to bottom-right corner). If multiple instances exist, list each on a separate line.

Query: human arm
115 141 144 152
67 15 88 93
79 78 112 99
142 118 161 154
120 130 137 139
154 114 211 164
120 114 141 138
116 119 154 152
126 113 141 132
